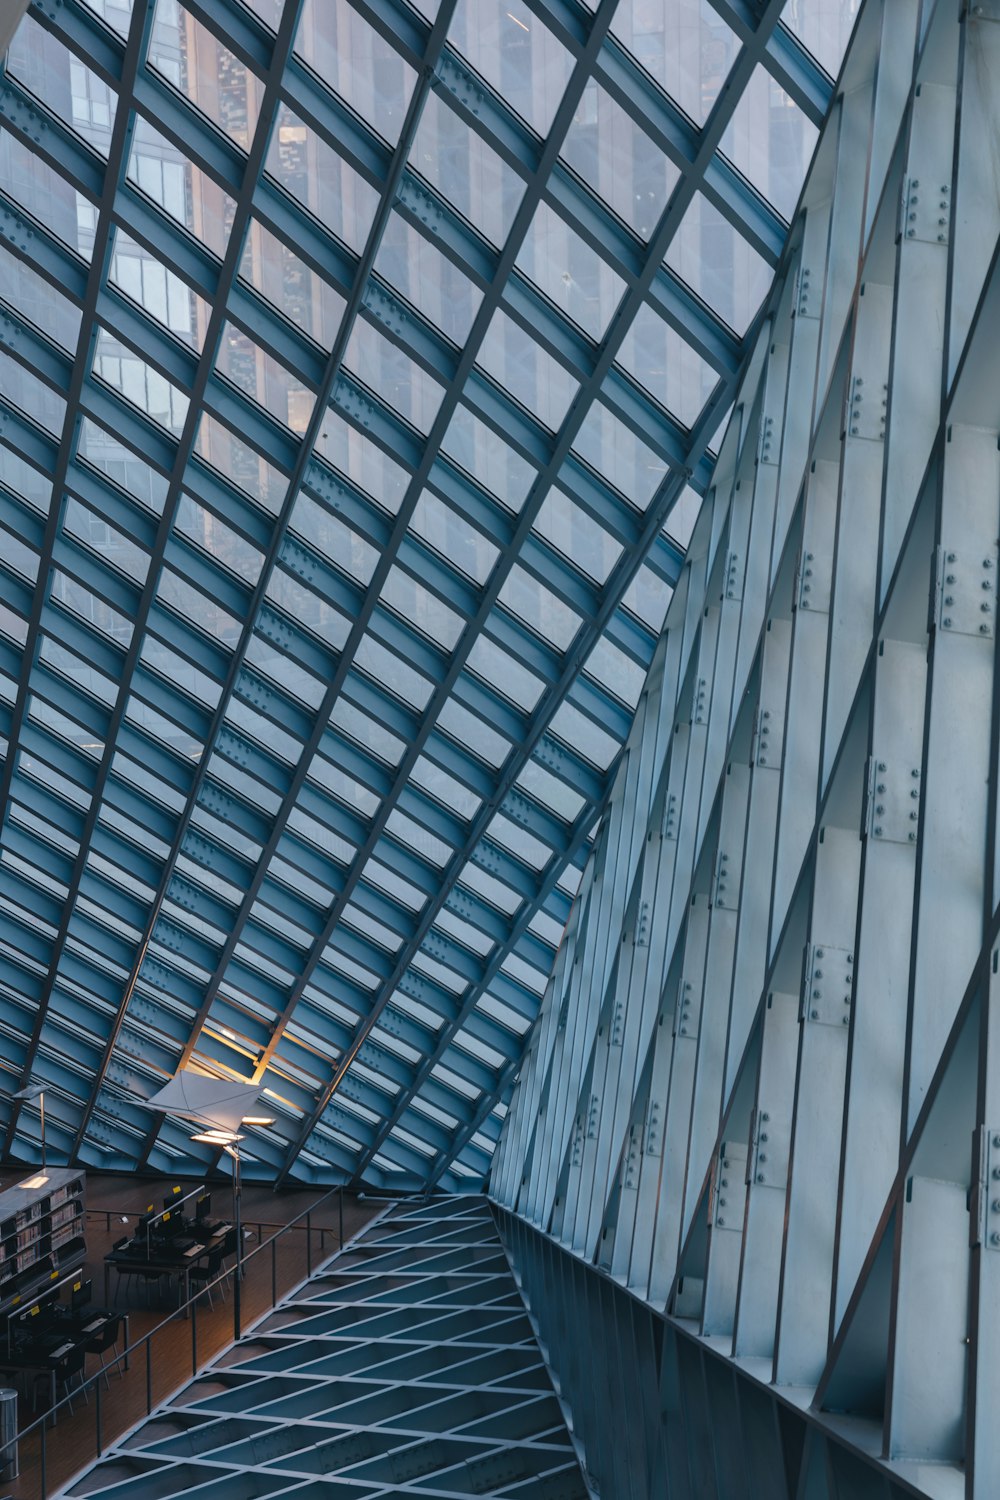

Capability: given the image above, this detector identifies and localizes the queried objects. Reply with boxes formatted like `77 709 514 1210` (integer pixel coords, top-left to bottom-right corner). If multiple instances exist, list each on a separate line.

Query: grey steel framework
0 0 848 1189
490 0 1000 1490
70 1196 589 1499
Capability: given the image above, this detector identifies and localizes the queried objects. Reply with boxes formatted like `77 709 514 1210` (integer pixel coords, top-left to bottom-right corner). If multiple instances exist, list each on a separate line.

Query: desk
104 1230 227 1310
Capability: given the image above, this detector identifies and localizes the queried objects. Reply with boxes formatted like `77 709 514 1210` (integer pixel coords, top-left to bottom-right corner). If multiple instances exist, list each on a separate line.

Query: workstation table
103 1224 231 1310
0 1308 126 1422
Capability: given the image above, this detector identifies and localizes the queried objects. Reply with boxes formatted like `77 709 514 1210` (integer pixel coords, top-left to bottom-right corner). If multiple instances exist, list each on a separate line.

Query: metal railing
0 1185 346 1499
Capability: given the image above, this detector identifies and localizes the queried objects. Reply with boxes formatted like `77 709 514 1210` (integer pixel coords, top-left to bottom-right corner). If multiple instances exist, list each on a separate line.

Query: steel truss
491 0 1000 1490
71 1197 590 1499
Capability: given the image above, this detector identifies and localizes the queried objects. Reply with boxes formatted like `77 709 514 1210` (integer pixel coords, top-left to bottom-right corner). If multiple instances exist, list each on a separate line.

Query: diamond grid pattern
0 0 854 1189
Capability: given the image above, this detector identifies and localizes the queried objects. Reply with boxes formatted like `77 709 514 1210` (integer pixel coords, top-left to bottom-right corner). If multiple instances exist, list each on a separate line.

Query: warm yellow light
22 1174 49 1189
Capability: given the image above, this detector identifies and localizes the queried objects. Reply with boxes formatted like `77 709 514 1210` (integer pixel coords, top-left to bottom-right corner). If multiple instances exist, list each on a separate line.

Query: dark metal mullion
0 0 158 1158
128 0 464 1172
64 0 311 1158
271 0 651 1187
358 0 808 1189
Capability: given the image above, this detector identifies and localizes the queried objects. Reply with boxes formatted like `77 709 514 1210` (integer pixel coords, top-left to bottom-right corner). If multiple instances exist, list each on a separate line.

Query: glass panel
616 302 717 426
447 0 574 136
533 487 623 584
0 246 81 350
110 228 209 348
7 16 117 157
561 81 679 240
0 351 65 435
467 636 544 711
439 406 536 513
610 0 737 125
720 63 819 222
380 566 465 650
149 0 262 148
266 105 381 254
316 408 412 514
665 191 773 335
0 133 88 253
240 219 347 349
94 329 189 433
409 492 498 584
780 0 861 78
515 201 625 341
216 320 316 431
374 212 483 344
409 92 525 248
295 0 417 145
498 566 582 651
128 117 235 260
571 402 666 509
344 318 445 434
477 308 578 432
195 411 290 512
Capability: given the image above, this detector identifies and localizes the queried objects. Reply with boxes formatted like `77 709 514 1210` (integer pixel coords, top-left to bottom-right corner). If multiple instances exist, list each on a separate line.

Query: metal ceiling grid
0 0 852 1188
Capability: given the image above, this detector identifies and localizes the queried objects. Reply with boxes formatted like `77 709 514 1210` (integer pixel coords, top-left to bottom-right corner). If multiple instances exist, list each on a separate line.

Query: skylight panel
561 81 680 241
149 0 263 148
616 302 717 426
448 0 574 136
295 0 417 147
610 0 738 126
266 105 381 255
375 212 484 343
440 406 537 513
409 91 525 248
476 308 579 432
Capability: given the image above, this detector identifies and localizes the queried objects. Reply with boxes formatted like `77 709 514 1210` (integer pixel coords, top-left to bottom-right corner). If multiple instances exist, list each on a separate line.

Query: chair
84 1315 123 1389
110 1238 137 1305
188 1247 225 1310
35 1344 88 1419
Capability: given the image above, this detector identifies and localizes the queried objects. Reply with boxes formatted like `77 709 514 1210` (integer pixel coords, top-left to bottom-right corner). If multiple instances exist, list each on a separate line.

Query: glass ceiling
0 0 854 1190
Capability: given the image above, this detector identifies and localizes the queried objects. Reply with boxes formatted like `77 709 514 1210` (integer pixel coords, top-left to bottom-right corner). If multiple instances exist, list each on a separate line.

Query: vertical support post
306 1211 312 1277
271 1236 277 1306
95 1377 102 1459
145 1338 152 1415
233 1142 242 1343
339 1187 344 1248
191 1295 197 1377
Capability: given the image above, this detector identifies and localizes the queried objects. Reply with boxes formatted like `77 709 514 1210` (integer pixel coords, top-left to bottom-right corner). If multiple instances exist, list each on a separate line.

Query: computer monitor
195 1194 211 1223
70 1278 92 1312
162 1195 175 1211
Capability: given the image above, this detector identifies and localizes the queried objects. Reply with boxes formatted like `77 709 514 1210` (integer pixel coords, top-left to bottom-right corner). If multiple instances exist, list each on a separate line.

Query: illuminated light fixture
21 1175 49 1190
13 1082 47 1169
189 1127 254 1291
241 1115 275 1127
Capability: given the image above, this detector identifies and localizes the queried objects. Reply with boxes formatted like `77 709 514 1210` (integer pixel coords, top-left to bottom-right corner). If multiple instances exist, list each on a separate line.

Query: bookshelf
0 1169 86 1314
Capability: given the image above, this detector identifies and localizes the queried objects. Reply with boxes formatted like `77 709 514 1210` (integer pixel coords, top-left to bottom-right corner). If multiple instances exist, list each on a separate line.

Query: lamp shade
142 1070 263 1134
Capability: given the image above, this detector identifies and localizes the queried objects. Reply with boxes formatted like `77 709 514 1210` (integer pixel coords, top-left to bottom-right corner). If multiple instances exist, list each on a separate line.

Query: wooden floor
1 1173 381 1500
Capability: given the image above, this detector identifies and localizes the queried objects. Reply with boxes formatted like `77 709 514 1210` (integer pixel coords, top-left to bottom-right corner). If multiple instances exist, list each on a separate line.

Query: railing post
306 1212 312 1276
191 1295 198 1377
41 1419 46 1500
271 1237 277 1306
96 1376 102 1459
339 1186 343 1247
145 1337 152 1415
233 1260 241 1342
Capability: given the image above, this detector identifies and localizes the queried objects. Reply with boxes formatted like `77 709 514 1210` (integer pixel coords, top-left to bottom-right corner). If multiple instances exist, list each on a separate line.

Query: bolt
757 1173 765 1183
761 1113 769 1122
717 1217 725 1227
878 762 886 772
945 595 954 606
908 831 916 842
992 1232 1000 1246
983 625 992 635
875 826 883 836
811 1008 819 1019
944 617 952 628
759 1154 767 1163
844 996 851 1005
760 1133 768 1143
842 1016 849 1025
877 782 886 794
815 969 824 979
948 553 956 563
